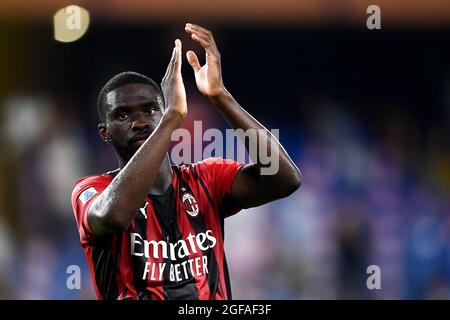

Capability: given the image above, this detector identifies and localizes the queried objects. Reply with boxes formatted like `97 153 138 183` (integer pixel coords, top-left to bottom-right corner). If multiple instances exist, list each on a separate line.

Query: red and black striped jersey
71 157 244 300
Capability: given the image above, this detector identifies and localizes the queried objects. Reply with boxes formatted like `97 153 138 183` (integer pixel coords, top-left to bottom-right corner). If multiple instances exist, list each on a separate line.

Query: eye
117 112 128 120
146 107 157 115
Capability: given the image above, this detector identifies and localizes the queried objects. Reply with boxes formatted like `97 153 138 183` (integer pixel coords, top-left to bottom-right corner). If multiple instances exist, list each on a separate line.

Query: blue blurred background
0 0 449 299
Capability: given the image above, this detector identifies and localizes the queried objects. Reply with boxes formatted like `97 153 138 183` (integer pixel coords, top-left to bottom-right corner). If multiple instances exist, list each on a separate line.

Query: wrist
162 109 185 127
208 86 231 105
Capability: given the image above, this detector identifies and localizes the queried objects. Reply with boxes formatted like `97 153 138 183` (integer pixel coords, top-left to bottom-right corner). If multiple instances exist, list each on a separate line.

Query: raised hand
161 39 187 119
184 23 225 98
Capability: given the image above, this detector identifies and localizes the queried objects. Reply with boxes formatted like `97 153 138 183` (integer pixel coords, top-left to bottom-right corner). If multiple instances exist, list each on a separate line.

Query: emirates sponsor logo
130 230 216 261
130 231 217 282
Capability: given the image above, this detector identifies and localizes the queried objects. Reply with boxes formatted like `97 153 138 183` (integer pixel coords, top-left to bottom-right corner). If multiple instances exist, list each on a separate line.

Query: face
99 83 164 160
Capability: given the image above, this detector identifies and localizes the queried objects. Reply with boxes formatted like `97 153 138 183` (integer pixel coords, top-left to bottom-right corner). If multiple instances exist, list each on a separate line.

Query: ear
98 123 112 143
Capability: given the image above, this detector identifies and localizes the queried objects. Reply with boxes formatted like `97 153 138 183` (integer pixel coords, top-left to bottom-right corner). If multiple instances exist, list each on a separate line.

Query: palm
194 65 213 96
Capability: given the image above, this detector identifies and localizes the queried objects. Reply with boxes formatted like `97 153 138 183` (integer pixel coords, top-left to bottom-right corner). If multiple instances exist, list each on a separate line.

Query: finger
187 27 220 57
185 25 212 46
191 33 221 65
190 32 209 48
185 23 211 39
168 40 180 77
186 50 201 72
191 33 219 59
163 45 177 81
174 39 182 74
185 24 216 48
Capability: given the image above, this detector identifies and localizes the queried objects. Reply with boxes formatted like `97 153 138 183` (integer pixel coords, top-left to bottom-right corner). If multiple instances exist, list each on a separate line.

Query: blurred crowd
0 24 449 299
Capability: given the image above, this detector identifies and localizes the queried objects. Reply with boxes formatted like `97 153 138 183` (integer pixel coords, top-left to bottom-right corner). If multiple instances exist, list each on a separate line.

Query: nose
131 112 150 131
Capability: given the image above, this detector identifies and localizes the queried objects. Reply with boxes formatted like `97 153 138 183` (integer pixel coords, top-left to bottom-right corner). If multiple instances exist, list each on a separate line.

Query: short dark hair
97 71 162 122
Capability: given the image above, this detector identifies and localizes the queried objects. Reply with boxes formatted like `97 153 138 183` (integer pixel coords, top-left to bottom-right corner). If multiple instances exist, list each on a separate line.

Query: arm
185 24 301 209
88 39 187 236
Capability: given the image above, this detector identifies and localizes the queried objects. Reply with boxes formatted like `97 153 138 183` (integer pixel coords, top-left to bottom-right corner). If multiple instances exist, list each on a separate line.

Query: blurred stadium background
0 0 450 299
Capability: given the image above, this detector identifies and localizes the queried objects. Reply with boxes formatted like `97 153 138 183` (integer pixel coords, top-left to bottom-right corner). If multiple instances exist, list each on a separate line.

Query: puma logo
140 202 149 219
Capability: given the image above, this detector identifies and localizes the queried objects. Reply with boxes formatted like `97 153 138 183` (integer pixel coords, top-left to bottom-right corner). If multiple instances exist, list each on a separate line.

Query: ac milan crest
182 192 199 217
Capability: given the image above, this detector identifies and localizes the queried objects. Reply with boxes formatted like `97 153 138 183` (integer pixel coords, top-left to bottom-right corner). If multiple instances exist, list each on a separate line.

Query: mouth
129 134 150 146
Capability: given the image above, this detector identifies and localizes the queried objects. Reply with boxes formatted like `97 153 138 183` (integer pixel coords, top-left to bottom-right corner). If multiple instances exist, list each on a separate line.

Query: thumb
186 50 201 72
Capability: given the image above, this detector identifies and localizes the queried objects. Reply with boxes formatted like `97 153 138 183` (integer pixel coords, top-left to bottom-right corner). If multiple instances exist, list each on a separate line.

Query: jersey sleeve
71 175 111 246
194 157 245 218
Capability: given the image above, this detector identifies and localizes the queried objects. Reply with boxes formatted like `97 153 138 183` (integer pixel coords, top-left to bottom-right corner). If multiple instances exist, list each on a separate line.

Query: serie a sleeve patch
79 186 97 204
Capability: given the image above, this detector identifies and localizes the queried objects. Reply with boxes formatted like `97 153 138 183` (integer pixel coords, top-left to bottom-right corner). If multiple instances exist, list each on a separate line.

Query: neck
117 152 173 196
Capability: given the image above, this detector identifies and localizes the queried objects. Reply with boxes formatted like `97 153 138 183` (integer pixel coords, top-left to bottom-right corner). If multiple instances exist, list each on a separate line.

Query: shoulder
176 157 239 175
72 173 113 196
177 157 244 185
192 157 242 171
71 173 115 214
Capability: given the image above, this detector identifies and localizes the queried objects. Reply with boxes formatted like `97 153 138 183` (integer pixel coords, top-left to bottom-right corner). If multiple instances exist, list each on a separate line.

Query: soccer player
71 23 301 300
